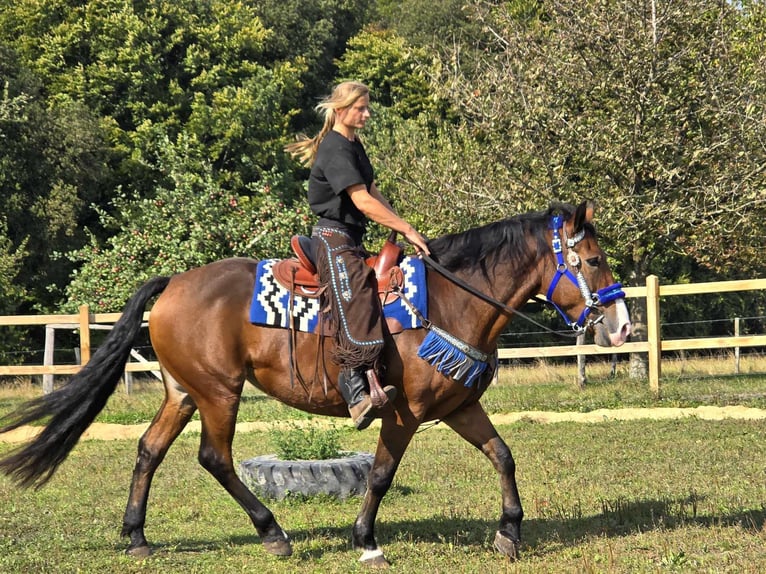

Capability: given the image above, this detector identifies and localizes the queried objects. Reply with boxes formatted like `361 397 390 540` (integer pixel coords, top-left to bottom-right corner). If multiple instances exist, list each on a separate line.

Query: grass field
1 355 765 572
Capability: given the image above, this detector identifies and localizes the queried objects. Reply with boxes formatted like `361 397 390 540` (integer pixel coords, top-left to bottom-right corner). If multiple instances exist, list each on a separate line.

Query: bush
268 423 342 460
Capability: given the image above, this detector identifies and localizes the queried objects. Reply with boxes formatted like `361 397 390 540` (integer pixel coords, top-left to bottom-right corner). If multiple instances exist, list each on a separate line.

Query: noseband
545 215 625 335
418 215 626 340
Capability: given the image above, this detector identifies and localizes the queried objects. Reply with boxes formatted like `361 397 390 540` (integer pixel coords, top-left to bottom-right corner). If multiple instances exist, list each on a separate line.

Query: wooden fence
0 275 764 394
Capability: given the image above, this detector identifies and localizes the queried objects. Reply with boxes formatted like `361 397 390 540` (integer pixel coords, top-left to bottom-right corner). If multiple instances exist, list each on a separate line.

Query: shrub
268 423 343 460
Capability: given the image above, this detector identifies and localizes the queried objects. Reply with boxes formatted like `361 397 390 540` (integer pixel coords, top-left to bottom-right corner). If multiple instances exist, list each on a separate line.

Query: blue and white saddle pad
249 256 427 333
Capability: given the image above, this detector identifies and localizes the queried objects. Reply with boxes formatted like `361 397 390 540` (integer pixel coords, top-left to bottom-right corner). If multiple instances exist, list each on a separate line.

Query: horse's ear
573 200 595 233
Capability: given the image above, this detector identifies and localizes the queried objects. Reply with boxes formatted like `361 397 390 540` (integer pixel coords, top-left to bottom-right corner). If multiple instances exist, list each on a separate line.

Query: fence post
576 333 586 389
734 317 741 374
43 326 55 394
78 304 91 366
646 275 661 395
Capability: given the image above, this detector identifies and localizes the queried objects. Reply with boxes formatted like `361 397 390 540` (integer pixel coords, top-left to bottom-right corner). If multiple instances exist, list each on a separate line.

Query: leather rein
417 215 626 340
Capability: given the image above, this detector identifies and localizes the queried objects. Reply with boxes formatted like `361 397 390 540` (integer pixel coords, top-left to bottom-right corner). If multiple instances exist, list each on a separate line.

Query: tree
253 0 374 130
0 217 30 363
361 0 766 376
375 0 480 49
0 1 319 317
0 44 111 310
337 27 440 120
0 0 306 195
62 133 311 312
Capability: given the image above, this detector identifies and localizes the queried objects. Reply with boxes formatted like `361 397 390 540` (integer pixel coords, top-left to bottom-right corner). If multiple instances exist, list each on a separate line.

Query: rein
418 253 579 339
419 215 626 339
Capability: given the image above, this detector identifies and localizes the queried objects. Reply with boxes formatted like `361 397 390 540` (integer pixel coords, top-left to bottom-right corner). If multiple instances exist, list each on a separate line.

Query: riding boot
338 368 397 430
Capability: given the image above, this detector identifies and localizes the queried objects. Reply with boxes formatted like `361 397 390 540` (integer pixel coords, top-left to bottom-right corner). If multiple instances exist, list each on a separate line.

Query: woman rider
285 81 430 430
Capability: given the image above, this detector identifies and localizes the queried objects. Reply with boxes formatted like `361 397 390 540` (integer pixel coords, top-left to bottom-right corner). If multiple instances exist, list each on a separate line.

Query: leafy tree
441 0 766 281
375 0 480 49
0 1 318 317
363 0 766 376
0 44 110 310
0 218 30 363
62 133 311 312
337 27 440 120
253 0 374 130
0 0 304 195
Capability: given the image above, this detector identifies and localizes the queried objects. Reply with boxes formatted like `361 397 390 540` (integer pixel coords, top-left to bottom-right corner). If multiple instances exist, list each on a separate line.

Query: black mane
427 202 578 273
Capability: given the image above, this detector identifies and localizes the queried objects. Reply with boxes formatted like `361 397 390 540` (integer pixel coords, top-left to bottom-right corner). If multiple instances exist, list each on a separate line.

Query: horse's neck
427 265 541 351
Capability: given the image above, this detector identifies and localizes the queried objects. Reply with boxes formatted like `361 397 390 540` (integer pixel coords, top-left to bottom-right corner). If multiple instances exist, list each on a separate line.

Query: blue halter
545 215 625 334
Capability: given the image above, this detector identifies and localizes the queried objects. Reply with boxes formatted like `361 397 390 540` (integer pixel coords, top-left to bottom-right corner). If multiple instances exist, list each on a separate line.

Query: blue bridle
545 215 625 334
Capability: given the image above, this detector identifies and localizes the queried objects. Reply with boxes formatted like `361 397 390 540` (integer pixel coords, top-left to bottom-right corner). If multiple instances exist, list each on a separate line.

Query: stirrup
349 386 397 430
366 369 395 408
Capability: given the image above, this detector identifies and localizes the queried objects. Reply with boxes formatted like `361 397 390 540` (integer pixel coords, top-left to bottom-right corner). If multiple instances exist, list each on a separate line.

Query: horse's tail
0 276 171 489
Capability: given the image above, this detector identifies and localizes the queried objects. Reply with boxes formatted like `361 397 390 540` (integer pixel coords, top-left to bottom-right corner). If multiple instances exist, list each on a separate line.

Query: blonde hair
285 81 370 166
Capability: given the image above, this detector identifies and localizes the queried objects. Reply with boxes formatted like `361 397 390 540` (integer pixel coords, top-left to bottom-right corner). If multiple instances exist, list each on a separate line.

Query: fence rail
0 276 764 394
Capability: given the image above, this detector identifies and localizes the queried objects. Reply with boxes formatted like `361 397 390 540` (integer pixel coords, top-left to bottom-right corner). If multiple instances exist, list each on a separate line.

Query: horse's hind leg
442 402 523 561
122 371 197 556
194 387 292 557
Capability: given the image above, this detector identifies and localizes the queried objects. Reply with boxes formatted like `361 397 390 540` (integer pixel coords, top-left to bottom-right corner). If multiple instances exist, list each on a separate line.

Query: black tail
0 276 171 489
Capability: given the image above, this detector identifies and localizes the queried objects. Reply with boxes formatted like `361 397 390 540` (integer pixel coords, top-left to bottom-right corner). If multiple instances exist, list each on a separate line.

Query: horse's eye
586 256 601 267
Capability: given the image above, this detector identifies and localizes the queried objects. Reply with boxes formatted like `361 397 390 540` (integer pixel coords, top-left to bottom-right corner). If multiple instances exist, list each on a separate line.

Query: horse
0 200 630 567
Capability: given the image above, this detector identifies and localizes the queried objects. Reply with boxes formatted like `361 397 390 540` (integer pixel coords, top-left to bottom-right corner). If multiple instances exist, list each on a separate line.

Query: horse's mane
427 202 578 274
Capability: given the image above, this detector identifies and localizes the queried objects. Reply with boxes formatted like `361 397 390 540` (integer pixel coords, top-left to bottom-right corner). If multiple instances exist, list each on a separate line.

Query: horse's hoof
360 548 390 569
125 545 152 559
493 531 520 561
263 537 293 557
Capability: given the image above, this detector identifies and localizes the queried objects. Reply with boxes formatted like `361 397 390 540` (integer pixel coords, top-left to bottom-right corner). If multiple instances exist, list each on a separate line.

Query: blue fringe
417 330 489 388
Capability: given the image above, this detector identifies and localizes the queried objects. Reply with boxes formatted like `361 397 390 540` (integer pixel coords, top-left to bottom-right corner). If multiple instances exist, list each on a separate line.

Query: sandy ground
2 405 765 444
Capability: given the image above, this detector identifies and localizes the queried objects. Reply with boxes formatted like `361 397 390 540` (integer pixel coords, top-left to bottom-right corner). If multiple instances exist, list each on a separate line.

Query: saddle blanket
249 256 427 333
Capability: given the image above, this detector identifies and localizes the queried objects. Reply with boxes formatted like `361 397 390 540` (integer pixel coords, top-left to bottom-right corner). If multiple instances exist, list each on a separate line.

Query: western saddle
272 231 405 306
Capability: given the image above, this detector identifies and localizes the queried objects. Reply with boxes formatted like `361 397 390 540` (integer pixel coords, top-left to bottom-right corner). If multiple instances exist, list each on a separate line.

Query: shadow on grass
522 495 766 549
239 394 273 404
139 497 766 559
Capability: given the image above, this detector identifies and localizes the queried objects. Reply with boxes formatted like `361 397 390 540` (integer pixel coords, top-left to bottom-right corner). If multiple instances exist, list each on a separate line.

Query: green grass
1 355 766 572
1 419 765 573
3 353 766 426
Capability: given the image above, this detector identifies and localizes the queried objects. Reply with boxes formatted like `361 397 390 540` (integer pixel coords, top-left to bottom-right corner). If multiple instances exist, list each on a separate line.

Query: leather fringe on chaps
313 228 385 371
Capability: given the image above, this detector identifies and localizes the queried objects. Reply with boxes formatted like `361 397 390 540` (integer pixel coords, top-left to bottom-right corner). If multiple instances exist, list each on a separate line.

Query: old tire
238 452 374 500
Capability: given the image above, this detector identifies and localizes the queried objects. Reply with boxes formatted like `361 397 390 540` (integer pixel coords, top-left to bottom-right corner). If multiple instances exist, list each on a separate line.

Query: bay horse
0 200 630 567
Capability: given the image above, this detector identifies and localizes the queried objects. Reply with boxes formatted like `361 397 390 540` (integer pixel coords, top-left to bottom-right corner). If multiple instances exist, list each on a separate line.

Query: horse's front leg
442 402 523 561
352 416 417 568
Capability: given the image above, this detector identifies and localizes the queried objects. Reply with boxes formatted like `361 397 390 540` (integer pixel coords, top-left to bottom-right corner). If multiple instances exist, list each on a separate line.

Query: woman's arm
347 184 430 255
368 182 396 213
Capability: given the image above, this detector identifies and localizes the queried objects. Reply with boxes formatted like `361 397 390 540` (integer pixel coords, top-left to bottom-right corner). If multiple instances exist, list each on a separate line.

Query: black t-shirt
308 130 373 235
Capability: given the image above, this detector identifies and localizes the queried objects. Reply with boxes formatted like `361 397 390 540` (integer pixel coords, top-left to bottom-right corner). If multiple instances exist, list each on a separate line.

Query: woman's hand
403 227 430 256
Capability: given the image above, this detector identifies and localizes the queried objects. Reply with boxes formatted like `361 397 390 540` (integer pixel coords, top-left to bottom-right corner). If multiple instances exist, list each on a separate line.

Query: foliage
0 45 110 310
0 219 30 363
253 0 374 130
336 27 438 120
61 134 311 312
0 1 316 315
432 0 766 284
0 219 28 314
268 423 343 461
366 112 533 239
0 0 304 189
360 0 766 377
375 0 481 49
